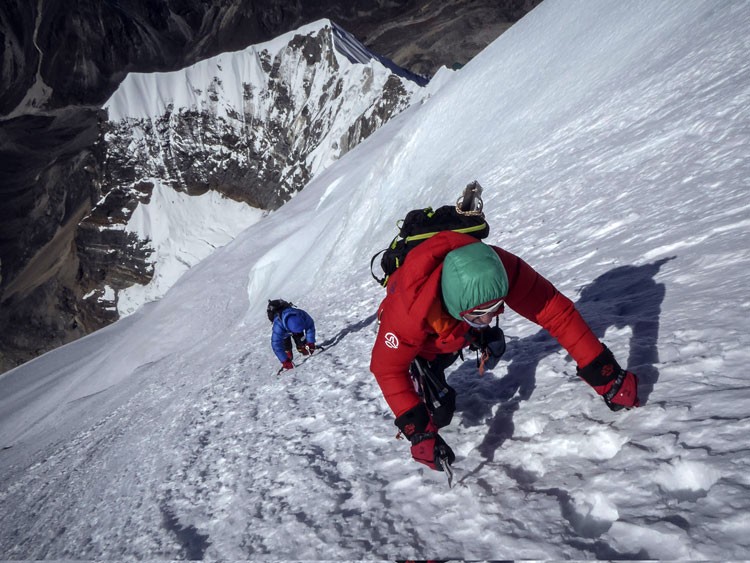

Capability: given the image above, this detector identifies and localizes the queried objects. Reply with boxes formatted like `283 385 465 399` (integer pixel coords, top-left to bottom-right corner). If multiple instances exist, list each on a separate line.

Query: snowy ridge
1 0 750 559
105 19 333 121
103 18 424 121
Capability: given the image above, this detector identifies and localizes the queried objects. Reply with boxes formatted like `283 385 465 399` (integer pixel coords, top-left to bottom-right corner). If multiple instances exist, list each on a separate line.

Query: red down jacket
369 231 603 417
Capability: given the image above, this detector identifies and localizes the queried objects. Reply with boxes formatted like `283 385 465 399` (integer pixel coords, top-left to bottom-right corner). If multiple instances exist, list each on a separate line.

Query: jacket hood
440 242 508 319
283 310 305 333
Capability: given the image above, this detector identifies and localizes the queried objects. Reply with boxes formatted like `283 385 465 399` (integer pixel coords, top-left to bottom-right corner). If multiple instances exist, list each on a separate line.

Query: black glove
469 326 506 373
395 404 455 471
578 345 640 411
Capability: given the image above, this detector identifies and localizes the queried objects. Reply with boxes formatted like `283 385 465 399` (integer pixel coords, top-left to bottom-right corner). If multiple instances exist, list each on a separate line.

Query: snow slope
1 0 750 559
117 179 265 316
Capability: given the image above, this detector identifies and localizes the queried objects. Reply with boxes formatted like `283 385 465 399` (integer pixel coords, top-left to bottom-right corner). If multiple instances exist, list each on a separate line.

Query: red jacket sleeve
369 314 423 418
496 247 603 368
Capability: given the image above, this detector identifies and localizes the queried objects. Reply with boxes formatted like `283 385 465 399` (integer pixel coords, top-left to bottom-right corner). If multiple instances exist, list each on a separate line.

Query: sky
2 0 750 559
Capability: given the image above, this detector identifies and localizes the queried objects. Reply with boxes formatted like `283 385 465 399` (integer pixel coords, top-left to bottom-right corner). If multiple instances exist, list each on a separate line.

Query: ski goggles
461 299 504 327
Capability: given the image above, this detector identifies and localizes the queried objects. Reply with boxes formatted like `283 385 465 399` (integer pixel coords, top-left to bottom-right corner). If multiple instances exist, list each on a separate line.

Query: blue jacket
271 307 316 362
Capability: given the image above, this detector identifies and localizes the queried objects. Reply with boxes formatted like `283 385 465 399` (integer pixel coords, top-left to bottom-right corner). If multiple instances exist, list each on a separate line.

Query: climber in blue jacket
267 299 317 371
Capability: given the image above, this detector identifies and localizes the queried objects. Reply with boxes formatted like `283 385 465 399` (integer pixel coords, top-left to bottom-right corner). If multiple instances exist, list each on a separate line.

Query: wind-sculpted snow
1 0 750 559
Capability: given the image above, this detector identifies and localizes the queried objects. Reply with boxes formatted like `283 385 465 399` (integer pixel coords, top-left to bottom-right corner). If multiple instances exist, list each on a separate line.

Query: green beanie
441 242 509 320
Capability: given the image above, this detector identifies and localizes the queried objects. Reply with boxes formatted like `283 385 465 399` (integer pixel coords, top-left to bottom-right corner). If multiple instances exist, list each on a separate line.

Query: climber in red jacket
370 230 639 472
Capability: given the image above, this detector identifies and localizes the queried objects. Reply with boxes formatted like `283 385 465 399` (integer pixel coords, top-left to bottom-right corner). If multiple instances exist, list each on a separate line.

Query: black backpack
370 181 490 287
267 299 293 322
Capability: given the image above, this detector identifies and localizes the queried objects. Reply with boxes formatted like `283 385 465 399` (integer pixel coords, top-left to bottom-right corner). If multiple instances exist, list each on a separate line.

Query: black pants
283 332 306 354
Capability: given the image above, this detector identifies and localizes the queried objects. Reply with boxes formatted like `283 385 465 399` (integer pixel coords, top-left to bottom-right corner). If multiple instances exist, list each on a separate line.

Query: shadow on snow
451 257 673 462
318 313 378 349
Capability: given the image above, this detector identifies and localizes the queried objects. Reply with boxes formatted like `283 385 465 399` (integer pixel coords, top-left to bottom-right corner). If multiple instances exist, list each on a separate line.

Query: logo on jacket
384 332 399 349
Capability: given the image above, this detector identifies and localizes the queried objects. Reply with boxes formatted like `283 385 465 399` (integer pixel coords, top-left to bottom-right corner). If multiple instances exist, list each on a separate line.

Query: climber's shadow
318 313 377 349
449 257 672 462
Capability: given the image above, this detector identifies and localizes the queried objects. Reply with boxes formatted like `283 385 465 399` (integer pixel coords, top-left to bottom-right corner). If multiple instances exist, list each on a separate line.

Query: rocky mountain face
0 0 541 373
85 20 426 318
102 21 425 210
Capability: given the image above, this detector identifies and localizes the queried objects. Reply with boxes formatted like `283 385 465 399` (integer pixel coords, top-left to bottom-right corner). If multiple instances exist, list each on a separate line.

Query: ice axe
436 446 455 488
456 180 484 216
